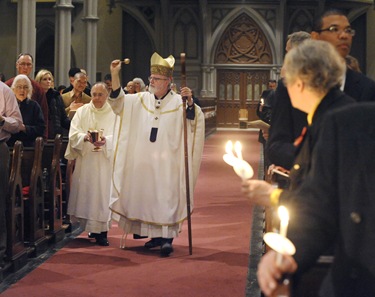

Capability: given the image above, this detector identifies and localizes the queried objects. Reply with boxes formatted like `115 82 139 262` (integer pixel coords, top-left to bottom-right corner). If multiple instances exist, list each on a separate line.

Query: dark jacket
6 77 49 139
7 98 45 147
266 70 375 170
286 103 375 296
266 80 307 169
280 88 355 194
46 88 70 139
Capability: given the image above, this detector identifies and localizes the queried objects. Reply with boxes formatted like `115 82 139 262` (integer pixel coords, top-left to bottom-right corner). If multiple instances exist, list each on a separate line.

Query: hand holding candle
263 205 296 267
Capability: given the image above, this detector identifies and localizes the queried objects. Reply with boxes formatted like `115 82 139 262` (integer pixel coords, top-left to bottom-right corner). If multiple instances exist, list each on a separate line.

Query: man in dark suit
267 9 375 171
257 103 375 297
257 79 276 172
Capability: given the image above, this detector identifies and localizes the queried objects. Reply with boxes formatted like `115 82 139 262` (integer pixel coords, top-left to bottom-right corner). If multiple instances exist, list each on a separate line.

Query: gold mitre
150 52 175 77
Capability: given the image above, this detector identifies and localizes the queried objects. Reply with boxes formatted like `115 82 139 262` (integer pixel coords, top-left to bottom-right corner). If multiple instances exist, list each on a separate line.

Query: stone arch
117 4 156 85
117 4 156 46
287 8 314 34
35 20 55 75
210 7 277 66
171 7 200 60
214 13 273 64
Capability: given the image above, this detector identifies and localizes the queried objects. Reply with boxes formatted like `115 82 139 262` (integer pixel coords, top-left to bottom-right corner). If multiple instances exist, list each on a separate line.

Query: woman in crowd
35 69 70 139
7 74 45 147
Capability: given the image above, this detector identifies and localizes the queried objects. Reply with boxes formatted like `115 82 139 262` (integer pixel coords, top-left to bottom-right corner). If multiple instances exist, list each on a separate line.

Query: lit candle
223 140 254 180
234 141 243 160
276 205 290 266
225 140 234 156
278 206 289 237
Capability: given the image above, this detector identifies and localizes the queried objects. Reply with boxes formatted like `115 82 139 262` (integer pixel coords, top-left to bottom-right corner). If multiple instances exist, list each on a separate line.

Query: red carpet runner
1 130 261 297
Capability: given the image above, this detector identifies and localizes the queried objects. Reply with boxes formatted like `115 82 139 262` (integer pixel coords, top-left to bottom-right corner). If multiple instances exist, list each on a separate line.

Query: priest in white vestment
108 52 205 256
65 82 118 246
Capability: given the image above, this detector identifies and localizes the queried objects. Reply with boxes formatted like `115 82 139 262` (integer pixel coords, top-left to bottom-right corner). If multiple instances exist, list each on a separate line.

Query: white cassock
108 88 205 239
65 101 118 233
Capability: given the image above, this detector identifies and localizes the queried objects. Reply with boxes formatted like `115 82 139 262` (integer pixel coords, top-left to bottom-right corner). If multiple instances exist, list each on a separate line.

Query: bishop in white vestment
108 52 205 256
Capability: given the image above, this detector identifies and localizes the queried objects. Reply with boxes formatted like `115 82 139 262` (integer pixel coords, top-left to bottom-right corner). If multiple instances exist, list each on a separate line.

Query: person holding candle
108 52 205 257
242 39 360 295
242 39 355 207
257 102 375 297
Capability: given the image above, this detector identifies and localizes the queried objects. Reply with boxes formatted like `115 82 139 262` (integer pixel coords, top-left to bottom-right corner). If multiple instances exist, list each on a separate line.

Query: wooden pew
6 141 28 271
59 137 70 225
21 137 49 256
42 134 65 243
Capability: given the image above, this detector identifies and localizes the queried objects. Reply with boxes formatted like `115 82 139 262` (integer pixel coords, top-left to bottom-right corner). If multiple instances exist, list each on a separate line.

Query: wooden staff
180 53 193 255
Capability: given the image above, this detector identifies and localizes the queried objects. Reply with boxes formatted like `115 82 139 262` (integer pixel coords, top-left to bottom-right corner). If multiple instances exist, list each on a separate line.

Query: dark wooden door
217 70 270 128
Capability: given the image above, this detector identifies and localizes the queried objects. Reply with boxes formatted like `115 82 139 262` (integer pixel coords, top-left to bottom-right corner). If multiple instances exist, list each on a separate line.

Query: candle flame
278 206 289 222
225 141 233 155
223 139 254 180
234 141 243 160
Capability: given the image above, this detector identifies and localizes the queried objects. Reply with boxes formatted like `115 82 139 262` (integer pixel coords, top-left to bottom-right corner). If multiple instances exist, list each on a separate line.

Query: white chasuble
65 101 118 232
108 89 205 238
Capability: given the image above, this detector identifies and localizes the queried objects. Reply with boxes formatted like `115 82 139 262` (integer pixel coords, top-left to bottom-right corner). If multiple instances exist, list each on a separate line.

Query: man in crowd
61 72 91 117
5 53 49 139
108 52 205 257
62 67 91 96
257 79 277 172
0 81 22 268
266 9 375 171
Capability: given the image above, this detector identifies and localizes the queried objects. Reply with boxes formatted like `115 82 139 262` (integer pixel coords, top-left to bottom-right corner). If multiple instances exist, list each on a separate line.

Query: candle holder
263 232 296 259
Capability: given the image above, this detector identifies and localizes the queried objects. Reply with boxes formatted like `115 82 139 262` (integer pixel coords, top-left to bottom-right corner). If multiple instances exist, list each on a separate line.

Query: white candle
234 141 243 160
278 206 289 237
276 206 289 266
224 140 254 180
225 140 234 155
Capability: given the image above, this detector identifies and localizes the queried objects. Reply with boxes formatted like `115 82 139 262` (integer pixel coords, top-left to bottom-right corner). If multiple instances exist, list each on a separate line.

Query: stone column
82 0 99 83
17 0 36 76
54 0 74 86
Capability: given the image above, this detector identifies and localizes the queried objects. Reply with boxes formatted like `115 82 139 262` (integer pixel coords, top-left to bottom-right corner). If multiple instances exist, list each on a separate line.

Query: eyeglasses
15 85 29 90
17 62 33 68
316 26 356 36
148 76 168 82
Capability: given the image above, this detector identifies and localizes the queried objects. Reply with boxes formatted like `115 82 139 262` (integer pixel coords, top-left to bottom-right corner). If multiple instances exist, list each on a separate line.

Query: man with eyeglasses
0 80 22 269
267 9 375 172
310 9 375 103
5 53 49 140
108 52 205 257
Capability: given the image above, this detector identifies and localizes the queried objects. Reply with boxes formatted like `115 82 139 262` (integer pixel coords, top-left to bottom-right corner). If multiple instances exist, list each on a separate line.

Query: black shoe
133 234 148 239
95 232 109 246
144 238 162 249
96 237 109 246
160 242 173 257
88 232 97 239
